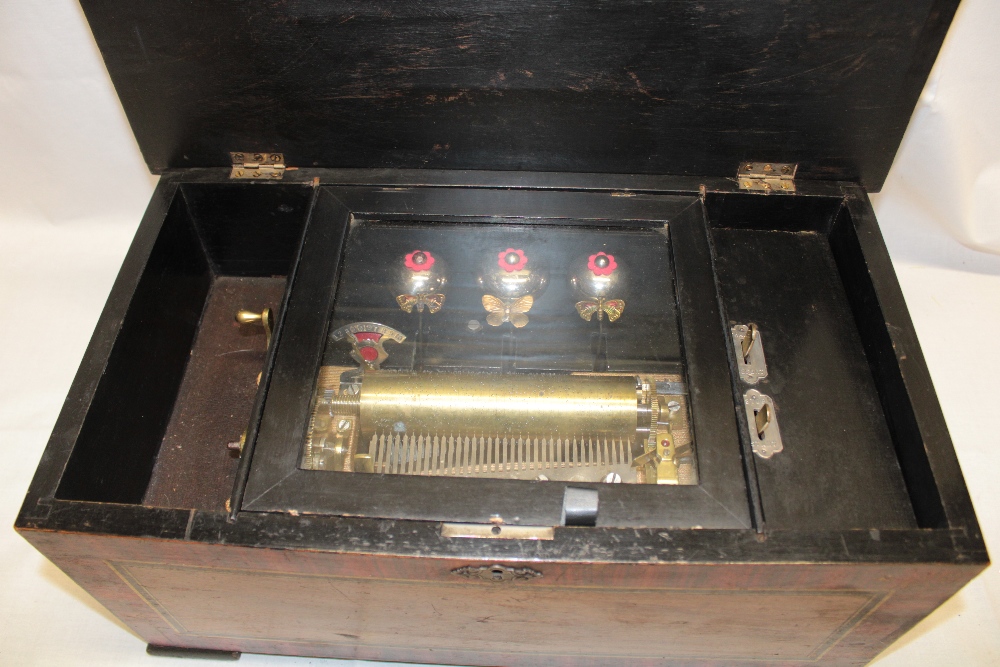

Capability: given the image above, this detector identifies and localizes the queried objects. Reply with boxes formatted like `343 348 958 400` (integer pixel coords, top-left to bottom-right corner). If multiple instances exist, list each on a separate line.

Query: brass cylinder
358 371 638 441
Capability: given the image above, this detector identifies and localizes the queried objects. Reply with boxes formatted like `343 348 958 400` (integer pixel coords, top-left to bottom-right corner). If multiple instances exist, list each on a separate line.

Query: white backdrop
1 1 998 665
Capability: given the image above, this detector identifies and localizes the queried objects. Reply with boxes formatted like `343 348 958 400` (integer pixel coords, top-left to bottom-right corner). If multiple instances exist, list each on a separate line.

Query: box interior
54 182 944 531
55 183 312 508
705 194 927 530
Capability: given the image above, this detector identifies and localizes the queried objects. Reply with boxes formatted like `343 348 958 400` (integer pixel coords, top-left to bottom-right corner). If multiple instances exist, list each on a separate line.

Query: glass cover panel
300 220 697 485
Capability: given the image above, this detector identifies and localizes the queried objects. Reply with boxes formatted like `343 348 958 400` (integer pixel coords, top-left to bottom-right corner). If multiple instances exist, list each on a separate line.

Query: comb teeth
370 433 633 477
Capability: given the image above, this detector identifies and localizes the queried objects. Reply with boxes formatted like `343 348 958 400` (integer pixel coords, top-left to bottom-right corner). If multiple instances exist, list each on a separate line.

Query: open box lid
80 0 958 190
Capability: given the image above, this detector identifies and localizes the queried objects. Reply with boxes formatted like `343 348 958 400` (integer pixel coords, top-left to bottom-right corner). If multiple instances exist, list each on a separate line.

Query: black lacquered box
17 1 987 665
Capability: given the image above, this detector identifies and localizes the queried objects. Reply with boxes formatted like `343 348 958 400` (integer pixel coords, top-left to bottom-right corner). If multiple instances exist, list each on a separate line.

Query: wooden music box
17 1 988 665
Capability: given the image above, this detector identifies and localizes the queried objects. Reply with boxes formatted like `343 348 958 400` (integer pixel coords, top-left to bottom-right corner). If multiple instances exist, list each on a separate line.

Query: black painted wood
710 227 916 530
831 190 973 530
179 183 315 276
17 500 987 566
79 0 958 190
147 645 241 661
16 181 178 520
56 194 212 504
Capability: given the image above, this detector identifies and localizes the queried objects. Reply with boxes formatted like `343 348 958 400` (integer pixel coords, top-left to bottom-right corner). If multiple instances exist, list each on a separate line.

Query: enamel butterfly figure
570 251 627 322
394 249 447 314
478 247 548 328
481 294 534 328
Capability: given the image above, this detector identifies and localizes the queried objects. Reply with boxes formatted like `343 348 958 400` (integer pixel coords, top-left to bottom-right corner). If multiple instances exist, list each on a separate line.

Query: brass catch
731 323 768 384
743 389 783 459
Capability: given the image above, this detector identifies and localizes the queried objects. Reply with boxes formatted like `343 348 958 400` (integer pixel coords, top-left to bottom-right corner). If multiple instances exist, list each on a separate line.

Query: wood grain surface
20 528 985 667
79 0 958 190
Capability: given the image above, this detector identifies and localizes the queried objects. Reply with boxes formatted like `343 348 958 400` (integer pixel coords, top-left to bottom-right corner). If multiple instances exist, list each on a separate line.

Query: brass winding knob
236 308 273 347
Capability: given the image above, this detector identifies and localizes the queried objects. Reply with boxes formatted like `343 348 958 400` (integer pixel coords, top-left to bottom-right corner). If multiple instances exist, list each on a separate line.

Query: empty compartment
55 183 313 509
706 192 940 530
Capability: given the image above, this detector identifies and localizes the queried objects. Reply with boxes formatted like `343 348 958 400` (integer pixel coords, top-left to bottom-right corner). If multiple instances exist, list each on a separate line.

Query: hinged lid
80 0 959 190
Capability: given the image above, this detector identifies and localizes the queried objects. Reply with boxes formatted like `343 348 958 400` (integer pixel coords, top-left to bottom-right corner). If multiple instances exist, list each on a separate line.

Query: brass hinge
737 162 797 192
230 152 285 180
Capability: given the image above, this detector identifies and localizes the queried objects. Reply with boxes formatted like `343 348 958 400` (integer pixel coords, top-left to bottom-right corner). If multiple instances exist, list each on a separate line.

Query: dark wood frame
241 187 751 528
16 168 987 667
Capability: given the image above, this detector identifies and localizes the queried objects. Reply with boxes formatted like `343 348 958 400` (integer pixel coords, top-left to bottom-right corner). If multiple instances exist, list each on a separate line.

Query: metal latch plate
744 389 783 459
738 162 797 192
732 323 768 384
441 523 555 540
230 152 285 180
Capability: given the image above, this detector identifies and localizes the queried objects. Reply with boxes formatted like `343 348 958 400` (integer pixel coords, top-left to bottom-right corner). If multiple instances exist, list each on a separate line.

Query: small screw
270 154 280 162
467 320 481 332
233 153 244 161
253 153 263 161
667 400 681 413
536 474 549 481
491 525 502 535
781 165 791 174
603 472 622 483
337 419 352 430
